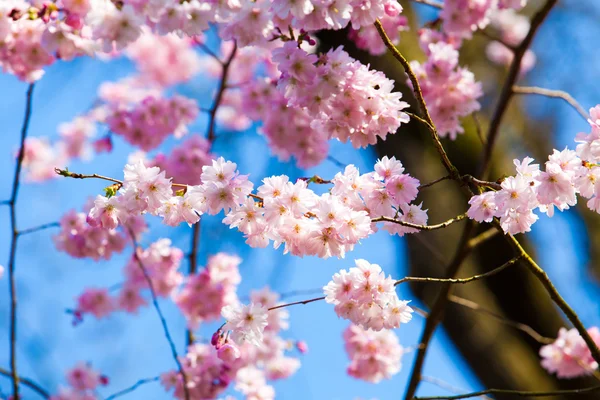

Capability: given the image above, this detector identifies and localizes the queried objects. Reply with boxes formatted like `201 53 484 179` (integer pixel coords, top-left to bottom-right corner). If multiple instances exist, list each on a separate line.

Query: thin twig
0 367 49 399
105 376 160 400
478 0 558 178
418 176 451 190
448 295 553 344
128 230 190 400
403 221 476 400
472 113 486 146
187 220 201 346
54 168 187 188
512 85 589 121
421 376 493 400
503 231 600 365
208 42 237 143
187 41 238 345
414 385 600 400
196 42 223 64
17 222 60 236
267 296 326 311
372 213 467 231
375 20 461 183
466 228 499 250
327 155 347 168
462 175 502 190
7 83 34 400
395 255 522 286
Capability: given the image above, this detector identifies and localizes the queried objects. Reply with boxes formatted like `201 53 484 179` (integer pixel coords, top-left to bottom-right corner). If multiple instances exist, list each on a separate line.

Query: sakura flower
222 302 269 346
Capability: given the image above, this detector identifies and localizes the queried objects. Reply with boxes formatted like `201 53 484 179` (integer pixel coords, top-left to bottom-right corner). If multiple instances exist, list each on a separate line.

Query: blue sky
2 2 600 398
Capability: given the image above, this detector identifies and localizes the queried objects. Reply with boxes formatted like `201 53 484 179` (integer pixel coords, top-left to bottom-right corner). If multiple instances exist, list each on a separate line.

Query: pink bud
100 375 109 385
296 340 308 354
211 331 221 347
217 343 240 363
384 1 403 17
93 136 113 153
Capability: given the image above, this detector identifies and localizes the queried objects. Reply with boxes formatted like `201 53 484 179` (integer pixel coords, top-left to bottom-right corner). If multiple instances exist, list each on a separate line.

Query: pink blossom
540 327 600 378
344 324 404 383
222 302 269 347
324 259 413 330
76 288 114 319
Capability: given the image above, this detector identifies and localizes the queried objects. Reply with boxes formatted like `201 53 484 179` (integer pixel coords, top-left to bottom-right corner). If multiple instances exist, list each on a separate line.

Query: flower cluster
163 287 300 399
73 239 183 320
106 94 199 151
241 77 329 168
486 9 535 75
343 324 404 383
324 259 413 330
54 200 145 260
540 327 600 378
151 135 213 187
0 2 55 82
274 44 410 149
175 253 241 328
49 363 107 400
467 106 600 234
221 302 269 347
441 0 527 39
349 6 408 56
410 30 483 139
22 117 96 182
86 155 427 259
125 31 202 87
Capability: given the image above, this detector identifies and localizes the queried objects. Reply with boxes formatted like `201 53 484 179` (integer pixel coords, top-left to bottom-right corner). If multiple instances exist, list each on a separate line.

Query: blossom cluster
324 259 413 330
150 135 214 187
410 29 483 139
2 0 406 84
174 253 241 328
274 43 410 150
49 362 107 400
467 106 600 234
22 117 97 182
349 7 408 56
85 155 428 259
486 9 536 75
163 288 300 400
343 324 404 383
54 199 146 261
540 327 600 378
106 94 199 151
441 0 527 40
73 239 182 320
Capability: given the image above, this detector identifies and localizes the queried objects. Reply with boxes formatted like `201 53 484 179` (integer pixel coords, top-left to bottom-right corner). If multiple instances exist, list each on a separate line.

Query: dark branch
105 376 160 400
7 83 35 399
0 366 49 398
478 0 558 177
414 385 600 399
128 230 190 400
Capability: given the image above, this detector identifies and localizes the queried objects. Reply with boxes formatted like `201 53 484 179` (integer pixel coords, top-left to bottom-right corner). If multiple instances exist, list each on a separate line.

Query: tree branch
374 20 461 182
395 255 522 286
403 220 476 400
512 85 589 121
504 232 600 366
7 83 35 400
478 0 558 177
105 376 160 400
17 222 60 236
414 385 600 400
372 213 467 231
128 230 190 400
0 366 49 399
